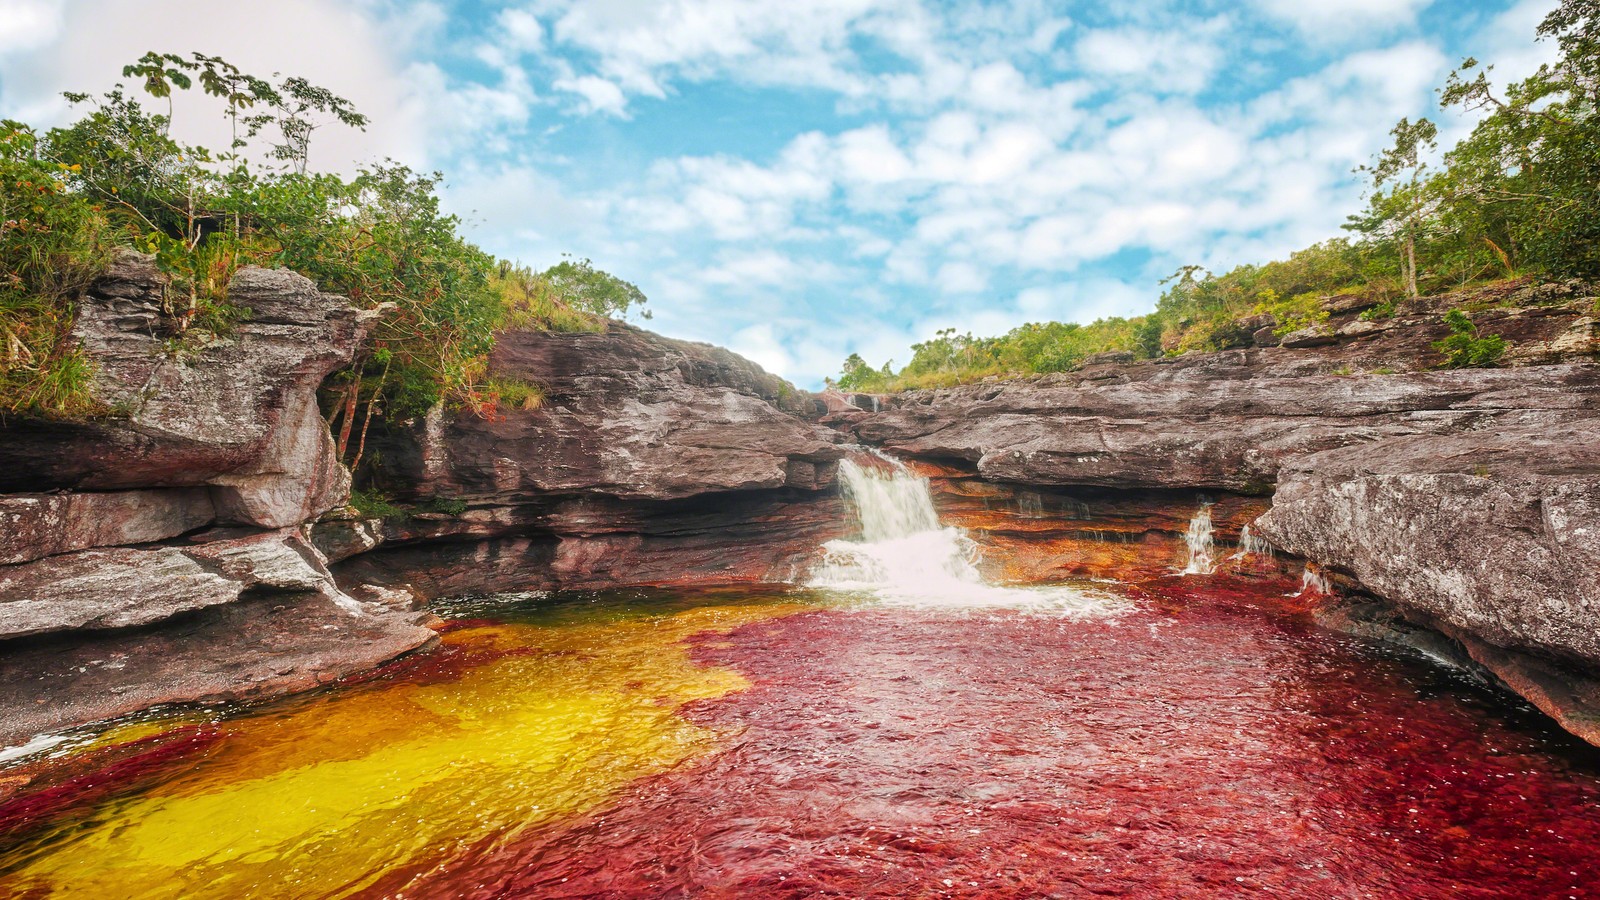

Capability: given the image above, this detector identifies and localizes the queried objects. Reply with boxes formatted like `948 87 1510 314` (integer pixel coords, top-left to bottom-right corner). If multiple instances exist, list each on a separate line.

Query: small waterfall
809 455 1125 614
1299 563 1333 596
1181 503 1217 575
1017 491 1043 519
1229 524 1276 562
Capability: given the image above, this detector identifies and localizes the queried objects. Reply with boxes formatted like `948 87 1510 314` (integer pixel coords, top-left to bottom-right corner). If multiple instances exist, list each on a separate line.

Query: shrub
1433 309 1508 367
0 121 118 415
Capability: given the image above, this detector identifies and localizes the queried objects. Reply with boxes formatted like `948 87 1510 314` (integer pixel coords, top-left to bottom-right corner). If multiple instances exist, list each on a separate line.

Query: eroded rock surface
0 256 436 746
0 255 365 528
342 323 847 595
838 287 1600 743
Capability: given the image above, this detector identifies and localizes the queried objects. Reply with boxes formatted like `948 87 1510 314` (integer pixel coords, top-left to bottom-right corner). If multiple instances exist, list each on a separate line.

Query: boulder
1 528 334 640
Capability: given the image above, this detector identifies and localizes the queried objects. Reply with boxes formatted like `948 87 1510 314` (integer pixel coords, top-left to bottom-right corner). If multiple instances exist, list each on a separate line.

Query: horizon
0 0 1559 388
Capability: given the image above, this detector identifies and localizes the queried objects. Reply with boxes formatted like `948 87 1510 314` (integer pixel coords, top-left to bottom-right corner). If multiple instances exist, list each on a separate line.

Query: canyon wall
0 257 848 745
324 321 848 597
5 259 1599 749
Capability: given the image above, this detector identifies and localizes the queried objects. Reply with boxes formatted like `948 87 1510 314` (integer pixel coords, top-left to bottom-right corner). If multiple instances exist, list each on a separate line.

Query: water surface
3 579 1599 898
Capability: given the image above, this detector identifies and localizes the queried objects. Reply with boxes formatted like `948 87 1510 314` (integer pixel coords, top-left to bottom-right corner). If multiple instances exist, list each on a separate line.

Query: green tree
541 256 649 319
1346 117 1439 299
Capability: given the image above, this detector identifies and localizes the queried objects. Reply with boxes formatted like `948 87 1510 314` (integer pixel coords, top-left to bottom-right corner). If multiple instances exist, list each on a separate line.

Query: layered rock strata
0 256 435 745
836 282 1600 742
329 322 847 597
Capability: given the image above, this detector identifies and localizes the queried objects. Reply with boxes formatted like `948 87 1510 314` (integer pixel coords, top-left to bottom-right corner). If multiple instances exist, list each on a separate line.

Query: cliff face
836 283 1600 742
0 256 437 745
326 322 847 597
0 259 850 746
6 258 1598 751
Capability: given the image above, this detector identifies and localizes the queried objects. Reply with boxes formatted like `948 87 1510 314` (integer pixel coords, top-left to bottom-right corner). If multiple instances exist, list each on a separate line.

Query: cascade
1229 524 1277 561
1300 563 1333 596
1182 502 1217 575
809 453 1124 614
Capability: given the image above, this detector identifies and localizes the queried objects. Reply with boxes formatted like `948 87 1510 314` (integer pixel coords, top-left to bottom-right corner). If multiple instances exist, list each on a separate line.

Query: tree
1346 118 1439 299
541 256 649 319
1437 0 1600 277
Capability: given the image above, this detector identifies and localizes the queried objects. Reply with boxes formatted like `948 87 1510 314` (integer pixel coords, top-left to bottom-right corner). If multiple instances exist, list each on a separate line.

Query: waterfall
1181 503 1217 575
809 454 1126 615
1229 524 1276 562
1299 564 1333 596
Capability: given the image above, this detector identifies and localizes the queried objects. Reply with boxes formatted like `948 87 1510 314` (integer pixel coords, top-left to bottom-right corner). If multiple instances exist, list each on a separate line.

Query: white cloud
0 0 61 55
1074 23 1225 94
1252 0 1435 36
553 74 628 116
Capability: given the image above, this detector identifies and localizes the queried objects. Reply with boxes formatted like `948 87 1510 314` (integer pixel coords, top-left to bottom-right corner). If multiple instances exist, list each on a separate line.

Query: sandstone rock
1254 421 1600 666
0 528 339 640
375 323 840 503
1322 294 1381 315
0 256 364 529
1279 325 1338 348
0 489 215 565
847 353 1600 494
0 590 437 748
1083 350 1135 367
335 322 849 598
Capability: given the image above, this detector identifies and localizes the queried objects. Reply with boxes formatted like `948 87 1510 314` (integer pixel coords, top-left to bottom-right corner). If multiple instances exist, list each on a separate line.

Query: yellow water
1 596 805 899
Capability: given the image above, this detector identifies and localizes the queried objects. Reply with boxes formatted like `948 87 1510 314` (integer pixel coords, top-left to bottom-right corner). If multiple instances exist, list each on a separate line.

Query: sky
0 0 1562 387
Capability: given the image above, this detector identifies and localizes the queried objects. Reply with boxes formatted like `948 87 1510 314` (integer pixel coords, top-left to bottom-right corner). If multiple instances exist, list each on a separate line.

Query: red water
375 576 1600 899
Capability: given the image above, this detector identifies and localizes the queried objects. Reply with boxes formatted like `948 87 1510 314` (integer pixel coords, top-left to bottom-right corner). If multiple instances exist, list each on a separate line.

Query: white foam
809 456 1129 616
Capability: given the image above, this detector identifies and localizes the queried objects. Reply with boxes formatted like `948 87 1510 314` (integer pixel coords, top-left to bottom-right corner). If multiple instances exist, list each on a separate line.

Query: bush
0 122 118 415
1433 309 1508 367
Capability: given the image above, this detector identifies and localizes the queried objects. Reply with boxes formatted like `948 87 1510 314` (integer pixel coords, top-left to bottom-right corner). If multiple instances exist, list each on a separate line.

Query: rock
1336 319 1387 339
0 528 337 640
377 323 841 502
1253 420 1600 666
0 590 437 748
1252 326 1280 348
343 322 850 598
1322 294 1382 315
0 489 215 565
0 255 365 529
310 515 386 564
1083 350 1135 367
1279 325 1338 348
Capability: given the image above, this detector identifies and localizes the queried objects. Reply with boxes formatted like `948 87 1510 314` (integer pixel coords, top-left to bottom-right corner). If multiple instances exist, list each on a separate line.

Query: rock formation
0 256 435 745
835 281 1600 743
327 322 847 597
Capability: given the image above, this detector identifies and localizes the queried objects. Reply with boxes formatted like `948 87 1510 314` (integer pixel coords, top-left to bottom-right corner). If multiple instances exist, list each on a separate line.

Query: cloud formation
0 0 1544 387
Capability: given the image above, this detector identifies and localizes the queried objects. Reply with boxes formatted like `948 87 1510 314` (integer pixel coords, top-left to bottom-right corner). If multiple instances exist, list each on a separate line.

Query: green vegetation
1434 309 1508 368
836 1 1600 391
348 487 407 520
0 51 643 444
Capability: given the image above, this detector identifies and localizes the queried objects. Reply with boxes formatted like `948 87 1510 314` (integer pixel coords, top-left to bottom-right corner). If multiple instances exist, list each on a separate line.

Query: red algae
394 577 1600 899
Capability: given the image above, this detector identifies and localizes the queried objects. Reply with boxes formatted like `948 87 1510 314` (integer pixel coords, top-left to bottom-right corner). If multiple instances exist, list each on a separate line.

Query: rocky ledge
0 256 436 744
836 282 1600 743
327 322 847 597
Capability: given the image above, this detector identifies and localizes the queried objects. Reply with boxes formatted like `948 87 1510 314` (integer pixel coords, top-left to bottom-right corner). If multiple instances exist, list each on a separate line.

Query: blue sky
0 0 1559 387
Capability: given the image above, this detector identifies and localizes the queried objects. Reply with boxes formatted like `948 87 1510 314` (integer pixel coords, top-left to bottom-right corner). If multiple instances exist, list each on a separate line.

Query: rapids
3 458 1600 897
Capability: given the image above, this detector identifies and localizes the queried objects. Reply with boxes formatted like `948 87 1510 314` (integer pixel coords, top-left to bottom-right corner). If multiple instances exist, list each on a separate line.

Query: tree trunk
349 356 390 477
1403 230 1420 299
335 378 359 460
